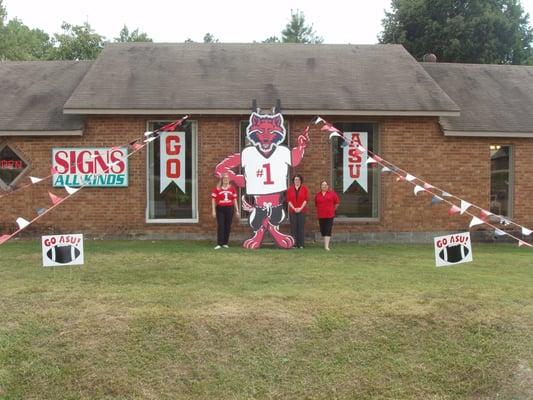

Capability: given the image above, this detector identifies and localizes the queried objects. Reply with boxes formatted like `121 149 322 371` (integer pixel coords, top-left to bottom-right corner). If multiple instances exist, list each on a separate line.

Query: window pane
331 123 379 219
0 145 27 187
490 145 511 217
147 121 196 220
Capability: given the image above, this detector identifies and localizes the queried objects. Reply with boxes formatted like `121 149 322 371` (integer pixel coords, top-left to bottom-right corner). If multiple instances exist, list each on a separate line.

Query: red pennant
320 123 340 133
479 209 492 221
448 205 461 216
373 155 383 162
396 176 406 182
423 183 434 190
48 192 63 205
0 234 11 245
132 143 143 151
50 166 59 175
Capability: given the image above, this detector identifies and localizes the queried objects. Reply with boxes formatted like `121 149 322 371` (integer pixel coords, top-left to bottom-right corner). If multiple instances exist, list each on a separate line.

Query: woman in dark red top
314 180 340 251
211 173 239 249
287 174 308 248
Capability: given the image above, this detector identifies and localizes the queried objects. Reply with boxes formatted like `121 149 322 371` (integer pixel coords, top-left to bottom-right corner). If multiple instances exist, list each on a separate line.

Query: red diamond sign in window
0 144 29 189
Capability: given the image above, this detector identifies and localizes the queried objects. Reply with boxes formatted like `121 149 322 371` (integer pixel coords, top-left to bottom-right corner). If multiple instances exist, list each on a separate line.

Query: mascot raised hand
215 112 309 249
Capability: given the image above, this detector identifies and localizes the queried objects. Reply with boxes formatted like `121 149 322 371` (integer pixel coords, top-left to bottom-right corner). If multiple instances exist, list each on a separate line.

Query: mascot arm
291 126 310 167
215 153 245 187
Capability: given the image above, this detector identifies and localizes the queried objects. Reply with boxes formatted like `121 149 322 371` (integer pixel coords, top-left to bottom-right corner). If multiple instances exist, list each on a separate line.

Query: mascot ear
272 113 283 127
251 112 262 126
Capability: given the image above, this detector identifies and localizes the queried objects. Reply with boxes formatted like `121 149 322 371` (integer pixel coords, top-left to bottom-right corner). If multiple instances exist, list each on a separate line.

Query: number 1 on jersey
262 163 274 185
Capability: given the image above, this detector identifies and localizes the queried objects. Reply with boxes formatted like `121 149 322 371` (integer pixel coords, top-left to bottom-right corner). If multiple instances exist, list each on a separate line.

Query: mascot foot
243 227 265 249
266 223 295 249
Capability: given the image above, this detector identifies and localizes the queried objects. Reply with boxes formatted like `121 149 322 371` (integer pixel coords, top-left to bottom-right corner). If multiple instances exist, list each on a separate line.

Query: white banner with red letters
343 132 368 193
434 232 473 267
42 234 84 267
160 131 186 193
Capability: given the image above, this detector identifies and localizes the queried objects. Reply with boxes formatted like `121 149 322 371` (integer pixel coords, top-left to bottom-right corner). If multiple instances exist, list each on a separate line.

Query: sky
4 0 533 44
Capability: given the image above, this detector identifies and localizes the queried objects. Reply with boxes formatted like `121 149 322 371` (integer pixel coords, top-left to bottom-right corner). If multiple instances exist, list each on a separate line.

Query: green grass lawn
0 240 532 400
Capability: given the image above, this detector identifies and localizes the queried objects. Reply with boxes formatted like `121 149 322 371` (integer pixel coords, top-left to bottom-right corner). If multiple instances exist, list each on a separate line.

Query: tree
262 36 280 43
280 9 323 44
53 22 105 60
379 0 533 64
203 33 218 43
0 0 6 28
114 25 152 42
0 18 54 60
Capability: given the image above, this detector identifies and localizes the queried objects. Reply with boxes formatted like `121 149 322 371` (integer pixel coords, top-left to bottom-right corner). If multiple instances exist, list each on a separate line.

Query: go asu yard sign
434 232 473 267
42 234 84 267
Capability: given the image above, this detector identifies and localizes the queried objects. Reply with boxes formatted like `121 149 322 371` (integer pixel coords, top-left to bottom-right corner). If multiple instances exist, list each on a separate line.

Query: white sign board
343 132 368 193
42 234 84 267
160 131 186 193
434 232 473 267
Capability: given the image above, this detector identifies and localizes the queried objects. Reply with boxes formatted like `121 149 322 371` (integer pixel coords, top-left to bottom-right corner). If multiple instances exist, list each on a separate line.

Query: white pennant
442 191 453 197
522 227 532 236
16 217 30 230
64 185 80 195
469 216 484 228
494 229 506 236
30 176 43 184
460 200 471 215
413 185 425 195
143 136 157 143
144 131 154 137
405 174 416 182
366 157 377 165
314 116 325 125
381 166 392 173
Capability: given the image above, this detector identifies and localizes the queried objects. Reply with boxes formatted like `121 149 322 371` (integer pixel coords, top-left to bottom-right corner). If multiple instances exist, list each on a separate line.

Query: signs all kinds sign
343 132 368 193
434 232 473 267
160 131 186 193
42 234 84 267
52 147 128 187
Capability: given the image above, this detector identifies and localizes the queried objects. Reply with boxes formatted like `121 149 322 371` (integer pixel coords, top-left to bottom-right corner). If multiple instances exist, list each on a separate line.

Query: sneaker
222 245 229 248
214 245 222 250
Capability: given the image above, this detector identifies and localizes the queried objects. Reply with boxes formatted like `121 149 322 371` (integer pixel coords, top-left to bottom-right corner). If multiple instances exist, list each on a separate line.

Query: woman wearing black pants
287 175 308 248
211 174 239 249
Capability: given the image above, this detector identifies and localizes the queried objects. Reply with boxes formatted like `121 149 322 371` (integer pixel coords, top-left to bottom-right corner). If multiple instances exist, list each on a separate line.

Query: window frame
330 121 381 223
489 144 514 219
0 142 30 191
145 119 199 224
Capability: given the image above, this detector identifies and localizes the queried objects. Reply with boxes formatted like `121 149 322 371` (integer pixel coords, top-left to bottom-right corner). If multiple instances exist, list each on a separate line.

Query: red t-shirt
286 184 309 213
211 186 237 206
314 190 340 219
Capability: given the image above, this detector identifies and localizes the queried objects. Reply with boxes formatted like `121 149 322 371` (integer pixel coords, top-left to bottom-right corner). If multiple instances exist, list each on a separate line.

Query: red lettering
77 150 93 174
350 133 362 147
166 136 181 155
167 159 180 178
109 150 125 173
349 164 361 179
54 151 69 174
348 149 362 163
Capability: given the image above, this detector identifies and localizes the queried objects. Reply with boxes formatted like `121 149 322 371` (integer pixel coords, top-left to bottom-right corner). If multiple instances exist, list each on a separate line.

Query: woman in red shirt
314 180 340 251
211 173 239 249
287 174 308 248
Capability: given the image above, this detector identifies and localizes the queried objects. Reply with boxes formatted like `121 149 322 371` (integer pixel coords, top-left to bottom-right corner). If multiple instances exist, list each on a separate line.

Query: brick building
1 43 532 242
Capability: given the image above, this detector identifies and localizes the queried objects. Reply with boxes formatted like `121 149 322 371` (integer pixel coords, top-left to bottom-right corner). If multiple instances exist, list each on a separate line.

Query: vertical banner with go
343 132 368 193
160 131 186 193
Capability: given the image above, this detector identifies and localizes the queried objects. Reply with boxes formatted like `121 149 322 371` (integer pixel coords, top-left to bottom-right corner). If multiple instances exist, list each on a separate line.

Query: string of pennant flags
314 116 533 248
0 116 188 246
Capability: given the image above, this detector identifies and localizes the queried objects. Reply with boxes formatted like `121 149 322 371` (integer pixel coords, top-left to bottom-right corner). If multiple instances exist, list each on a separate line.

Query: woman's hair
217 174 230 189
320 180 329 186
292 174 304 184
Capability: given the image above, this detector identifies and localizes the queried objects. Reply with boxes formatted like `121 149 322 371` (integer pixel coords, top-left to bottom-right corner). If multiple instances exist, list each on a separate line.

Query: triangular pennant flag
405 174 416 182
522 227 532 236
16 217 30 230
132 143 143 151
35 207 47 215
143 136 157 143
396 176 406 182
423 183 434 190
50 166 59 175
30 176 43 184
448 205 461 216
366 156 377 165
0 234 11 245
479 209 493 221
144 131 154 137
442 191 452 197
518 240 529 247
64 185 80 196
414 185 425 195
469 216 484 228
328 132 344 141
314 116 325 125
48 192 63 205
381 166 392 173
373 155 383 162
430 195 443 205
460 200 471 215
494 229 506 237
320 123 341 133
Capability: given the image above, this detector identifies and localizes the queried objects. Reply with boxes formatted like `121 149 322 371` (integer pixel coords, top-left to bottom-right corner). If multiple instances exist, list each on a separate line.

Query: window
0 144 29 190
490 145 512 217
238 119 290 219
332 122 379 219
146 120 197 222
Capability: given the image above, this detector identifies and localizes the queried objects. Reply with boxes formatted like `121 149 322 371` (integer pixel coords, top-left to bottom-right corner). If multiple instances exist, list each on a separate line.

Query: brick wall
1 115 532 241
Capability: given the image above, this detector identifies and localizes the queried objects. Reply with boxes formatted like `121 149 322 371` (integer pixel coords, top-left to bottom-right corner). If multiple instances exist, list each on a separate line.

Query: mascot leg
266 204 295 249
243 206 268 249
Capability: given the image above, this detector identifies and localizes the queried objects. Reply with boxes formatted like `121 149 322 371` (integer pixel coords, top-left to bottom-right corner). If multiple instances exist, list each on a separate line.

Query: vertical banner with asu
343 132 368 193
160 131 186 193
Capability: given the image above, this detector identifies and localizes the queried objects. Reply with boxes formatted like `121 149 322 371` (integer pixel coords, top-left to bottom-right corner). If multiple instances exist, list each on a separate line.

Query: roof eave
0 130 83 137
444 130 533 138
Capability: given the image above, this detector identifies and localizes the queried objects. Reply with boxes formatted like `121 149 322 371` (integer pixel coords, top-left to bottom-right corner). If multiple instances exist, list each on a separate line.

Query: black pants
290 212 305 247
318 218 334 237
216 205 234 245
